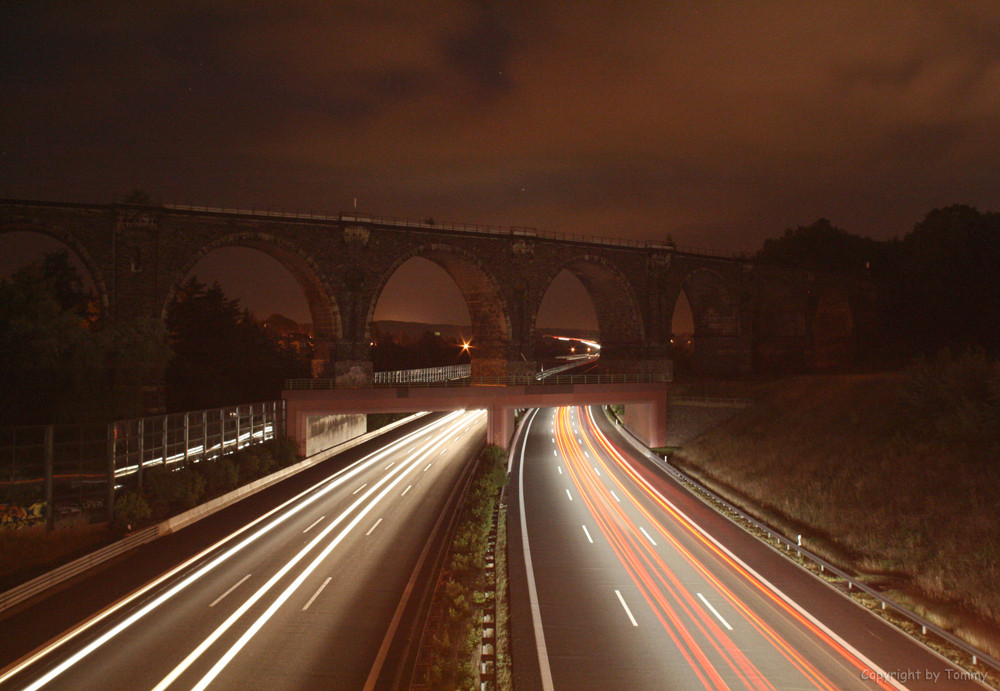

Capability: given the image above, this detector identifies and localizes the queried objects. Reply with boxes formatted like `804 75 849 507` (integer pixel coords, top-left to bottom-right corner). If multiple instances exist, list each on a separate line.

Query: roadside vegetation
112 437 299 530
0 438 299 590
421 444 509 691
669 351 1000 656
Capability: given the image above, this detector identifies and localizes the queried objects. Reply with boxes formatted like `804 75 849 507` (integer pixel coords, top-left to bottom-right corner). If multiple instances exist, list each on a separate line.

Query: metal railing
536 356 600 379
287 373 669 390
605 406 1000 678
372 364 471 384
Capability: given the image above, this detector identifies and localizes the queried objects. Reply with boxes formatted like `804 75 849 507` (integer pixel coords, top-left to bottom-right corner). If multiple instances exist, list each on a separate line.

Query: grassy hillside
671 353 1000 656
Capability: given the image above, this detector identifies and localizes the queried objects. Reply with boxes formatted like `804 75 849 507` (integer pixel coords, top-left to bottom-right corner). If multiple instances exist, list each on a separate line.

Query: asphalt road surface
509 405 989 691
0 409 485 690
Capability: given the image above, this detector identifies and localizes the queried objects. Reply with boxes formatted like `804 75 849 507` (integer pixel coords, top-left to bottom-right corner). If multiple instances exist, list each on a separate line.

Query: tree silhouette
165 277 310 411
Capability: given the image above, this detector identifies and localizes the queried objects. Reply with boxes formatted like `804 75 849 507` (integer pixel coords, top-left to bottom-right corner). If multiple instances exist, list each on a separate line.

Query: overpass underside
283 382 668 453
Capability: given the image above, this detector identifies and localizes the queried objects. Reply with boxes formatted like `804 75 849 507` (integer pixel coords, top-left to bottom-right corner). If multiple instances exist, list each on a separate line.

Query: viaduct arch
0 200 865 378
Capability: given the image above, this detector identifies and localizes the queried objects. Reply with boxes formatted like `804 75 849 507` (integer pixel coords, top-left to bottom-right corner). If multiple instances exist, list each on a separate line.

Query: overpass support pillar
487 404 515 450
623 399 668 449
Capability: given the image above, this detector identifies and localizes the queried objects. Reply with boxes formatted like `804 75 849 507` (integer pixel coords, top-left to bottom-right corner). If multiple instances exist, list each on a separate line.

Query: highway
0 409 486 690
509 405 988 691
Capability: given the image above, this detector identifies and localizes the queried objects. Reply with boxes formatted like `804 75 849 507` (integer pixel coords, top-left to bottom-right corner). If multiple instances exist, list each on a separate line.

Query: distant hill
373 320 601 344
373 320 473 342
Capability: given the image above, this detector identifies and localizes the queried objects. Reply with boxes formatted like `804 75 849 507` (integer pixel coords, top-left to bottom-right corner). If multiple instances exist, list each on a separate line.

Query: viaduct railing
161 203 746 260
287 372 669 390
0 401 284 528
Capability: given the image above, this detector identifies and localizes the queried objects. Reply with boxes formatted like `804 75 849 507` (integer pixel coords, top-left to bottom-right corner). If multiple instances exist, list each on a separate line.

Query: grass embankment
421 444 510 691
670 352 1000 658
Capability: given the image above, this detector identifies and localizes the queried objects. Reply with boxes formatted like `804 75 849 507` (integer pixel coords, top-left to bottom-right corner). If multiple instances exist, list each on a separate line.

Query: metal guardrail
0 525 160 613
604 406 999 677
372 364 471 384
536 356 600 379
668 396 755 408
287 373 669 390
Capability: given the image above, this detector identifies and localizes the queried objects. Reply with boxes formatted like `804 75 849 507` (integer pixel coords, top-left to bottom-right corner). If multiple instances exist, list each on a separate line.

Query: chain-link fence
0 424 110 529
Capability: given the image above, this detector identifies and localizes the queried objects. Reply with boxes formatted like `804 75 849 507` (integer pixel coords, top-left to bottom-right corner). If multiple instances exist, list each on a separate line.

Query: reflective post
44 425 54 531
137 418 144 493
107 423 116 522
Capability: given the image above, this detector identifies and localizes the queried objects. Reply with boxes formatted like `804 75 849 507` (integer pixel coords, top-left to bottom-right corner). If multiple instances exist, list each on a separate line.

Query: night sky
3 2 999 328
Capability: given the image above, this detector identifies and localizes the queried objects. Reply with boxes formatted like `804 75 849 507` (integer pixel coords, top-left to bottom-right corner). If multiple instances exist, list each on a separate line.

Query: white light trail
6 411 470 690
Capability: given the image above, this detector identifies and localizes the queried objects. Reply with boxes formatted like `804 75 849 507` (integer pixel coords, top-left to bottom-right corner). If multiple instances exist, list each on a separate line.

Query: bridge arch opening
162 235 339 400
535 270 600 369
371 256 473 372
675 269 740 374
369 245 510 377
669 288 695 376
537 256 644 368
0 226 109 316
812 288 854 370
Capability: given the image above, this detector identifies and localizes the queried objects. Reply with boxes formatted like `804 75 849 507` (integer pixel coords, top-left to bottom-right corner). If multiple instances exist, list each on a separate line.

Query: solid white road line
366 518 383 536
518 410 555 691
697 592 733 631
209 575 252 608
639 527 657 546
582 525 594 544
302 577 332 611
302 516 325 533
615 590 638 627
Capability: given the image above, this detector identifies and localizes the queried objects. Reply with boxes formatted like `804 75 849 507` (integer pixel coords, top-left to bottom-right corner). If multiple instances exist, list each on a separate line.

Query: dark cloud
3 1 1000 252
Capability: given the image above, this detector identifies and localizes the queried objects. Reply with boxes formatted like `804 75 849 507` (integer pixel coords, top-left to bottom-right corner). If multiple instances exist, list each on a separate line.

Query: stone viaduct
0 199 862 379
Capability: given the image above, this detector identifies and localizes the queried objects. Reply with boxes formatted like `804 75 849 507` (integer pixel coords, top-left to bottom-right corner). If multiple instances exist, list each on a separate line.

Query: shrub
266 437 299 468
143 466 205 518
197 456 239 497
232 445 277 484
113 491 152 531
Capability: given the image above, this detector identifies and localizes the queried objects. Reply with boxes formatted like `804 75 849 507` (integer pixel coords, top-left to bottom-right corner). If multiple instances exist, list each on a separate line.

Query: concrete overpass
283 376 669 452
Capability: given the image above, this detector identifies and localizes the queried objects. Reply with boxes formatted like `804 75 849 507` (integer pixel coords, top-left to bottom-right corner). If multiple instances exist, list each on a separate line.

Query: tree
165 277 311 411
889 205 1000 356
756 218 887 277
0 253 169 424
